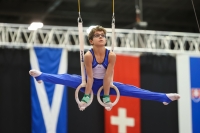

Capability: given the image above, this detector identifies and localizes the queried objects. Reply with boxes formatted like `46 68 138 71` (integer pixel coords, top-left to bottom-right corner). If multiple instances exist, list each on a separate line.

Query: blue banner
30 47 67 133
190 57 200 133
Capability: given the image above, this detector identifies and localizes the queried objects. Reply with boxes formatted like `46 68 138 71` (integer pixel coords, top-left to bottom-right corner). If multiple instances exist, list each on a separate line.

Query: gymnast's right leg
29 69 82 89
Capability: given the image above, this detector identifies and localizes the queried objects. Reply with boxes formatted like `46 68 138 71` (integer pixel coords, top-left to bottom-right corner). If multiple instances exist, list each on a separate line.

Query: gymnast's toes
167 93 180 101
29 69 42 83
29 69 42 77
164 93 180 105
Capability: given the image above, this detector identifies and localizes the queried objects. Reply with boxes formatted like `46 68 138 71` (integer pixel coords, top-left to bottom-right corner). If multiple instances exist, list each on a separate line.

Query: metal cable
190 0 200 32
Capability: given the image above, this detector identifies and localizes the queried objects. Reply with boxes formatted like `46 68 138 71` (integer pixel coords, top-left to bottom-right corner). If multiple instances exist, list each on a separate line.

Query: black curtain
67 51 104 133
140 54 178 133
0 48 31 133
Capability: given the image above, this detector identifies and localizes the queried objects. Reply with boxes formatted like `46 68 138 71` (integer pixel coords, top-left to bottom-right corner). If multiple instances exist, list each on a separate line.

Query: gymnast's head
88 25 107 46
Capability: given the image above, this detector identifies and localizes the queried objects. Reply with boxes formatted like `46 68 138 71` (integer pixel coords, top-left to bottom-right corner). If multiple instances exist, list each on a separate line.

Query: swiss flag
105 54 141 133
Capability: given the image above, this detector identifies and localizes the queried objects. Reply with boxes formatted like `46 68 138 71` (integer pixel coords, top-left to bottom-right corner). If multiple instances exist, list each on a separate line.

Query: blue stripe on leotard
89 48 110 69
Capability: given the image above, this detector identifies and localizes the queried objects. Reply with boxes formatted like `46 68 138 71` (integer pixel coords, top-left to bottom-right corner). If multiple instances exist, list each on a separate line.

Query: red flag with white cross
105 54 141 133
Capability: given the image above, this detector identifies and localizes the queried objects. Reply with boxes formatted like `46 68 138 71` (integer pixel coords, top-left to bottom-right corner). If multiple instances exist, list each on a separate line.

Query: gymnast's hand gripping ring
75 83 94 111
97 84 120 110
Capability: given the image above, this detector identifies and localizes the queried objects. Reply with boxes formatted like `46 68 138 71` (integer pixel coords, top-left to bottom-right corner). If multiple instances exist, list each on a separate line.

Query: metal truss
0 23 200 55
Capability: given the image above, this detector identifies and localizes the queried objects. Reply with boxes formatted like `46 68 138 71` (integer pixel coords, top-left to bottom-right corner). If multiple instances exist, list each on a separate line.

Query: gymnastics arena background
0 47 188 133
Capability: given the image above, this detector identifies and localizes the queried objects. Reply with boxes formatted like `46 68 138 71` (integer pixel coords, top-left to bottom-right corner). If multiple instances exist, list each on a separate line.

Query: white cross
111 108 135 133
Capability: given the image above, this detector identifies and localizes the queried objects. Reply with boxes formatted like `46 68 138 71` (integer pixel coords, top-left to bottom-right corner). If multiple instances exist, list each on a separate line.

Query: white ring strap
75 19 93 110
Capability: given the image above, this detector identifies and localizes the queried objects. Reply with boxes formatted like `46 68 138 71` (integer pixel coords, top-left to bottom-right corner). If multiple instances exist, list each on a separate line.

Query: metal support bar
0 23 199 55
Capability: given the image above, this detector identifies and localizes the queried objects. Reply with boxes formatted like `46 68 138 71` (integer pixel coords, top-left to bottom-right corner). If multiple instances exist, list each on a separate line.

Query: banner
140 54 178 133
0 48 31 133
30 47 67 133
177 55 200 133
105 54 141 133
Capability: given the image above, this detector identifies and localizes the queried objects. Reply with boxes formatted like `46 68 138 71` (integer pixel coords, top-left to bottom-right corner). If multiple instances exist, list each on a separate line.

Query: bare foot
29 69 42 83
163 93 180 105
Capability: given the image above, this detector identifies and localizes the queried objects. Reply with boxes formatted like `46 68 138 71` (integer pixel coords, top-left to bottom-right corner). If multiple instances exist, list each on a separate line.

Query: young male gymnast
29 25 180 111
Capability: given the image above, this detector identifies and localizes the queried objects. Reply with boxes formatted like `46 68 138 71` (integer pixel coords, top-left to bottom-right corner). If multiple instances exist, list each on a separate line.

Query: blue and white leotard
90 48 109 79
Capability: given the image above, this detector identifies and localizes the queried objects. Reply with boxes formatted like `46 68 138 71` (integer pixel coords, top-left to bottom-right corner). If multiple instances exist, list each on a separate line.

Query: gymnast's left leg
110 82 180 105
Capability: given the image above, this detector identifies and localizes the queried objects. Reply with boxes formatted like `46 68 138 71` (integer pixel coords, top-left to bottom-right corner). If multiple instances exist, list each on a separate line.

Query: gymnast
29 25 180 111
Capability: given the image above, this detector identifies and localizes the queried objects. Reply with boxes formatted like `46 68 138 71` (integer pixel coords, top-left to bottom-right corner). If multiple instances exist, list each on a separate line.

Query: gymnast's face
89 31 106 46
